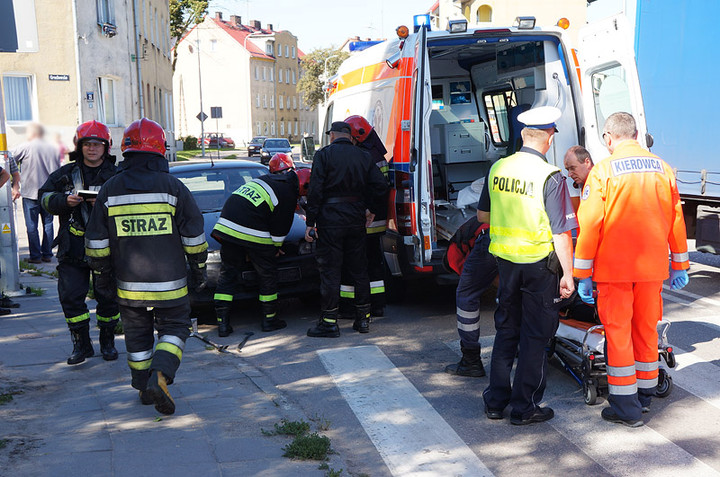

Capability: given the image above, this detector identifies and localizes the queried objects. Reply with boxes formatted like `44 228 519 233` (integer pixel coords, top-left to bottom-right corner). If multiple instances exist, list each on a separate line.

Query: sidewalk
0 202 342 476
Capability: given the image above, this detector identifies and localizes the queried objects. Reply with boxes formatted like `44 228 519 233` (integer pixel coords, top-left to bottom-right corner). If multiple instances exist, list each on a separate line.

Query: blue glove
578 278 595 304
670 269 689 290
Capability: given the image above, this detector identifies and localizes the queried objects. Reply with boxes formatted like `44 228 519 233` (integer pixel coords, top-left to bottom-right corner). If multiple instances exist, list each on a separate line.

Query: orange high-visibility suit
574 140 689 418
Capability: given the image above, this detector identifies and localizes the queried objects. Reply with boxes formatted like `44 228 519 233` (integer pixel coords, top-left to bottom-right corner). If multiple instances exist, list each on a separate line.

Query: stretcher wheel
656 368 673 398
583 380 598 405
664 351 677 369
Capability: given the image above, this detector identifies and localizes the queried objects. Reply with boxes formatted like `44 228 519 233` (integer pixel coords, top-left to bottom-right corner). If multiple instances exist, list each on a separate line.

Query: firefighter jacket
487 151 559 263
574 140 689 282
84 152 208 307
306 137 387 229
444 216 490 275
211 171 299 248
39 153 117 263
359 129 390 235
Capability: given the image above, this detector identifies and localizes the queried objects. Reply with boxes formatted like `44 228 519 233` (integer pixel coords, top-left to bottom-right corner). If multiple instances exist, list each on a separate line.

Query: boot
138 390 154 405
99 325 118 361
307 309 340 338
146 370 175 415
67 326 94 365
215 304 234 337
445 345 486 377
261 302 286 332
353 304 371 333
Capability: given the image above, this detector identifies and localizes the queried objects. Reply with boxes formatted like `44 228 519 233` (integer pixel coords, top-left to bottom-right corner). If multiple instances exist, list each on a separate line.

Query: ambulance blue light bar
413 14 431 32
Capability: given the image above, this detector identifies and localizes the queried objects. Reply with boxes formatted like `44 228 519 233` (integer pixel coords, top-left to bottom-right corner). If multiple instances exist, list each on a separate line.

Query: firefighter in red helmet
211 153 307 336
85 118 208 415
39 120 120 365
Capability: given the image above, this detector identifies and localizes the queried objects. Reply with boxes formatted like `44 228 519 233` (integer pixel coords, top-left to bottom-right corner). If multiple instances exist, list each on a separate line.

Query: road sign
196 111 208 122
210 107 222 119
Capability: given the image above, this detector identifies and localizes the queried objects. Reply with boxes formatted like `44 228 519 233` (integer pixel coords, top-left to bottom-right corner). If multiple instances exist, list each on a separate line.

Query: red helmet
296 168 311 196
74 120 112 148
121 118 167 155
269 153 295 173
344 115 372 143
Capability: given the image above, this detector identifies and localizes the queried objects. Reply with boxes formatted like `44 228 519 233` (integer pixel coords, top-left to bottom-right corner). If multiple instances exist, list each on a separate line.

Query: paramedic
39 120 120 365
211 153 310 336
304 121 387 337
564 145 594 213
339 115 390 318
85 118 208 415
574 112 689 427
478 106 577 425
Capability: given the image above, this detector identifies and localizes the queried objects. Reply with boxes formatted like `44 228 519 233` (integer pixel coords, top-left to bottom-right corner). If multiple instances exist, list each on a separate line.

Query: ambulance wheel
656 368 673 398
583 380 598 405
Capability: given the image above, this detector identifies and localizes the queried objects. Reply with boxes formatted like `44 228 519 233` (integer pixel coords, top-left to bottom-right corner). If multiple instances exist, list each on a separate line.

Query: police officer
40 120 120 365
85 118 208 415
574 112 689 427
305 121 387 337
478 106 577 425
338 115 390 318
211 153 310 336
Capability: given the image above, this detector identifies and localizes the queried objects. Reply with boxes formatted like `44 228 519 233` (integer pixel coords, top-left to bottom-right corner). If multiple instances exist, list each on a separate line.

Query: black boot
261 302 286 332
353 304 371 333
215 304 234 337
67 325 95 365
99 325 118 361
307 309 340 338
146 370 175 415
445 345 485 377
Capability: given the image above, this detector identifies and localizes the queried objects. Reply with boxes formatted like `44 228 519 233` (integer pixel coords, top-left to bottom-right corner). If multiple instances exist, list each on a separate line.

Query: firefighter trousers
339 232 385 311
317 226 369 312
214 242 278 317
483 256 560 419
57 260 119 331
455 234 498 350
121 302 191 391
597 280 662 421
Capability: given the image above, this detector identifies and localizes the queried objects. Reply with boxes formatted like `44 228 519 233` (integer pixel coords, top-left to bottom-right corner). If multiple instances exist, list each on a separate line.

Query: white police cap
517 106 561 131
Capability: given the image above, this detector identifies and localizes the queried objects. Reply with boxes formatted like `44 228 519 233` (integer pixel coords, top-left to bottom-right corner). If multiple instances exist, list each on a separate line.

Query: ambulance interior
425 36 577 242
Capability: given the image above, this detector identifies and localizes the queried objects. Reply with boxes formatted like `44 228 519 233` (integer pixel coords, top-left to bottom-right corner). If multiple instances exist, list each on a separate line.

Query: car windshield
173 167 265 212
251 136 265 143
265 139 290 148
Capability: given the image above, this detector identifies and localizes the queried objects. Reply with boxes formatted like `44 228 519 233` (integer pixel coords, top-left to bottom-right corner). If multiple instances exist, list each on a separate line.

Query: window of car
251 136 265 143
173 167 265 211
264 139 290 148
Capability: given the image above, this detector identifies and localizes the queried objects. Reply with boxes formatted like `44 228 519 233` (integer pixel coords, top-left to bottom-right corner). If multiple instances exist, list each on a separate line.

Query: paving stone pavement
0 201 344 476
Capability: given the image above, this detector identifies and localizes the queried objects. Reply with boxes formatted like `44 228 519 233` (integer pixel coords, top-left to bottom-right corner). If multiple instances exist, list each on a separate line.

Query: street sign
196 111 208 122
210 107 222 119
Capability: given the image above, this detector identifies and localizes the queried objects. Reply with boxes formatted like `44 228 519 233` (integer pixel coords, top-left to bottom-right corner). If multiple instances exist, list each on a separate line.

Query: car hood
202 210 307 251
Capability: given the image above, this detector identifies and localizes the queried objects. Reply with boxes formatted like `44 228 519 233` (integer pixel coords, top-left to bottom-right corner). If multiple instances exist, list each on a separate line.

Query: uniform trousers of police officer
121 302 191 391
58 260 119 330
215 242 278 316
317 226 370 312
483 256 560 419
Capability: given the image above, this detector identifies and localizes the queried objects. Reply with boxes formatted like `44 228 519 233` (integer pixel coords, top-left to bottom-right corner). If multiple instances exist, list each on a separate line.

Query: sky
208 0 434 52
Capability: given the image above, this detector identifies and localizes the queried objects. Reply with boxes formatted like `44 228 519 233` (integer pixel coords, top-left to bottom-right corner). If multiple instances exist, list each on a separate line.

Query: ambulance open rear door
578 14 648 157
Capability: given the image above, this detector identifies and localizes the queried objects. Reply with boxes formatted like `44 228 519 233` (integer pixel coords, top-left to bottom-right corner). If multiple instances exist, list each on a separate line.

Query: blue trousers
23 198 54 260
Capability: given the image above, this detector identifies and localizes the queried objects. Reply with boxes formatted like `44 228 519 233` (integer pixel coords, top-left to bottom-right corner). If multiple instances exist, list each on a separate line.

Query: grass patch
176 149 202 161
282 432 331 460
28 287 45 296
0 439 8 449
262 419 310 437
318 463 343 476
0 393 14 404
19 259 57 279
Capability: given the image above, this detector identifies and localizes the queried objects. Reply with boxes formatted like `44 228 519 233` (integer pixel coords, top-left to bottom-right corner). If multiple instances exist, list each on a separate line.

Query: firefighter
339 115 390 318
304 121 387 337
477 106 577 425
211 153 310 336
574 112 689 427
443 216 498 377
39 120 120 365
85 118 208 415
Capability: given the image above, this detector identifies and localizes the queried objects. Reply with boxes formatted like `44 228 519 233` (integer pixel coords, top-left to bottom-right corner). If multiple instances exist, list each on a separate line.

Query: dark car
169 160 318 308
259 138 292 165
197 133 235 149
247 135 266 157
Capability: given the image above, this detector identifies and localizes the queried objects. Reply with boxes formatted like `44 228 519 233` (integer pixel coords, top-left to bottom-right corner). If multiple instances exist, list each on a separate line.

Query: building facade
0 0 175 159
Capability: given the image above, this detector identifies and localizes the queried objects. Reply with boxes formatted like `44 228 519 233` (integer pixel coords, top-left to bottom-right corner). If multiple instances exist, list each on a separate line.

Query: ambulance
320 13 649 281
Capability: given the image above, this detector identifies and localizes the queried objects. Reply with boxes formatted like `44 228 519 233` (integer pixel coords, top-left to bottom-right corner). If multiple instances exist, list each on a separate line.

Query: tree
169 0 208 70
298 48 349 109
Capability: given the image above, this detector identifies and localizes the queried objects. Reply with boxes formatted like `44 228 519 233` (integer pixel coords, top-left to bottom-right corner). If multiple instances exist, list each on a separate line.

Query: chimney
250 20 261 30
230 15 241 27
266 24 273 31
215 11 223 20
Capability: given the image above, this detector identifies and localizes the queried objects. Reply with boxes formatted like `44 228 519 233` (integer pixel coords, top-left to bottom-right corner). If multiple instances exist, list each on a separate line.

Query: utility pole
0 83 21 295
197 29 205 157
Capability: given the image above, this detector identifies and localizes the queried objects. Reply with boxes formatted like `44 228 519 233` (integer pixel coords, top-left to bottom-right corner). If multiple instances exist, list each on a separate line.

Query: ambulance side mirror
645 132 654 149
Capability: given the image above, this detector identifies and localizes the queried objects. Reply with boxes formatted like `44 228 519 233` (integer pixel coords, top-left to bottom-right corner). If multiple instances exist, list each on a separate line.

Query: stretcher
549 310 676 405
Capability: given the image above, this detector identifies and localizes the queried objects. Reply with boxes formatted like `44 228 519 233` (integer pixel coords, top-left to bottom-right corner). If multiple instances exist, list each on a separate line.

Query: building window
278 69 283 83
270 68 274 81
276 44 281 57
263 94 267 108
97 0 115 26
279 96 283 109
286 68 290 84
294 122 298 135
256 94 260 108
263 121 269 135
287 121 291 135
292 46 296 58
271 122 276 135
285 45 289 57
265 42 273 56
262 67 267 80
98 77 117 126
257 122 262 135
280 122 284 136
2 75 33 122
292 70 296 84
255 66 259 80
270 95 274 108
210 39 217 51
477 5 492 22
293 96 297 109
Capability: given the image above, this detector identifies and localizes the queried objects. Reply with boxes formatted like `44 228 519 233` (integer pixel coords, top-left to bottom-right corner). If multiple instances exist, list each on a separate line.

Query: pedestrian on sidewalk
11 123 58 263
39 120 120 365
85 118 208 415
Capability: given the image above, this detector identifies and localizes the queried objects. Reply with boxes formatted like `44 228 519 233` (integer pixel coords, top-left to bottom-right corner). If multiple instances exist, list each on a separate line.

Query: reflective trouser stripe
607 364 637 391
607 364 636 377
128 349 153 370
214 293 233 302
636 360 659 388
458 321 480 332
370 280 385 294
608 382 638 395
97 312 120 323
340 285 355 298
156 335 185 361
66 312 90 324
637 377 658 389
259 293 277 302
456 307 479 320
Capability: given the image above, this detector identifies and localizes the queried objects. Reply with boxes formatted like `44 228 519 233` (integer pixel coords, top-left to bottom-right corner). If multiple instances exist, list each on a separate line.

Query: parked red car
197 133 235 148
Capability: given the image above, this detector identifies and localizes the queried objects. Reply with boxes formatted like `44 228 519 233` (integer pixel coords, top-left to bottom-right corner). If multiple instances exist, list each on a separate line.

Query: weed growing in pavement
28 287 45 296
310 413 332 431
0 393 14 404
261 419 310 437
282 432 332 460
0 439 8 449
318 462 343 476
20 260 57 279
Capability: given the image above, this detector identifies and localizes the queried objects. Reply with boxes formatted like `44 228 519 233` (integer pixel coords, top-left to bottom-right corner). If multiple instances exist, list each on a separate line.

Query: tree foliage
298 48 350 109
169 0 209 70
